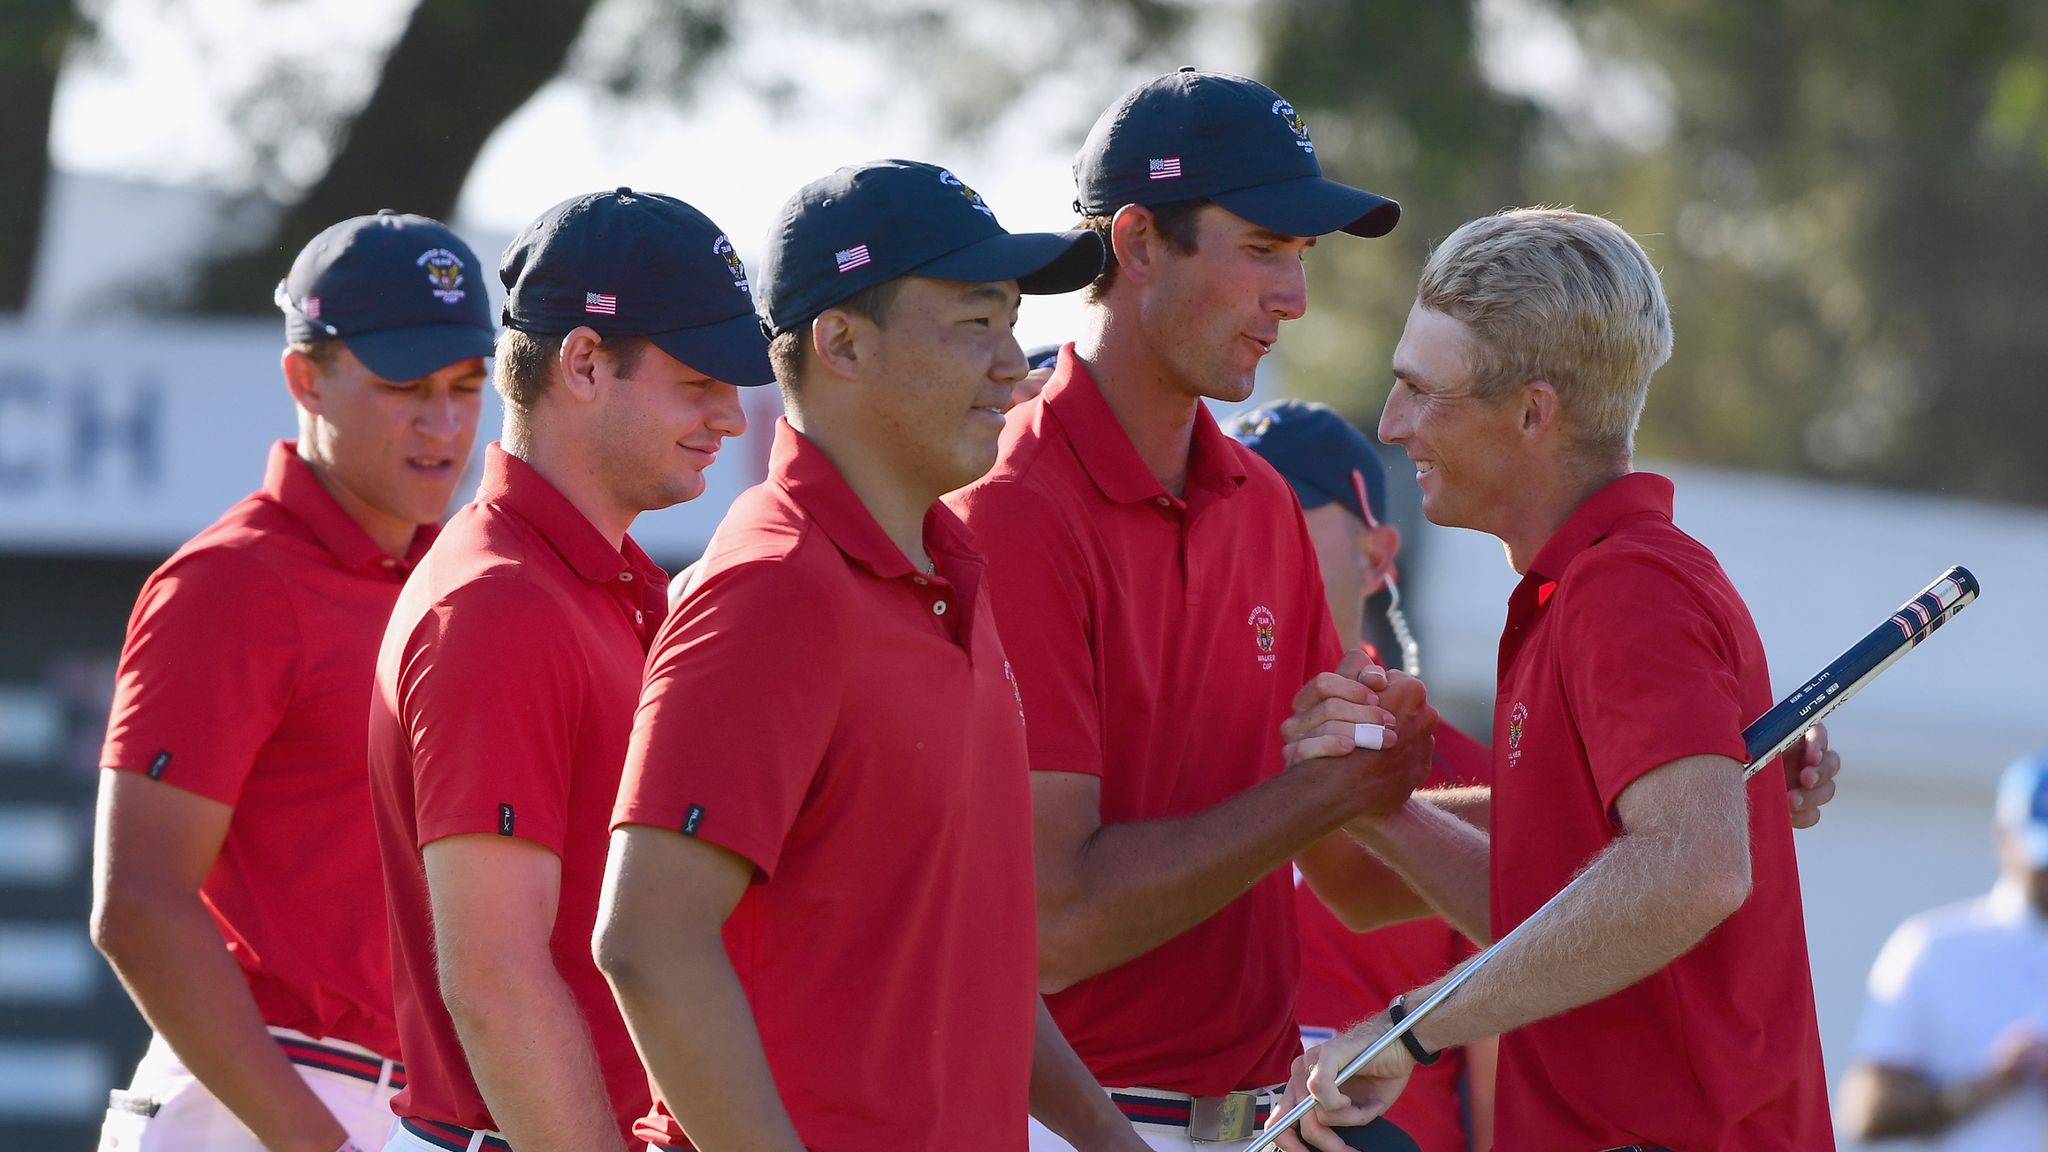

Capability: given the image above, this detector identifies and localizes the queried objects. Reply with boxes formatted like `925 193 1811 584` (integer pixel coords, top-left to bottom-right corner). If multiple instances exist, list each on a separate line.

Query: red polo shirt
1488 472 1832 1151
369 444 667 1141
946 351 1343 1095
102 440 425 1058
1295 718 1490 1152
615 419 1037 1151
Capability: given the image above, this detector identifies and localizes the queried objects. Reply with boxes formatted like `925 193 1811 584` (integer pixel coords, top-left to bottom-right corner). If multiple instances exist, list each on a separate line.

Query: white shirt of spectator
1853 877 2048 1150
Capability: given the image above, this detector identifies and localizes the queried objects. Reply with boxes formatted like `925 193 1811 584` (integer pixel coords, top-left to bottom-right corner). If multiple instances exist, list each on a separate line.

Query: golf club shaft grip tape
1739 565 1977 778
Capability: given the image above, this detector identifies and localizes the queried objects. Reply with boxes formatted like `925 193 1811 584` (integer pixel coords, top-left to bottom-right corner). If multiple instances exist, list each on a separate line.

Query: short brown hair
767 278 907 389
1417 208 1672 454
494 329 649 412
1082 199 1206 302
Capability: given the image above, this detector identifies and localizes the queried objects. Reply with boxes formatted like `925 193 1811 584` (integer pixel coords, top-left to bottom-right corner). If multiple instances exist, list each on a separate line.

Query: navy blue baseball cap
758 160 1105 338
500 187 773 387
1228 399 1388 525
1075 69 1399 239
275 210 496 381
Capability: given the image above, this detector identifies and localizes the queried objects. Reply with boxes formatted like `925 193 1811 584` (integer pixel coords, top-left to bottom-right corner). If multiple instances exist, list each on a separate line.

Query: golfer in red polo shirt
367 188 773 1152
594 160 1145 1152
93 212 494 1152
1273 209 1835 1152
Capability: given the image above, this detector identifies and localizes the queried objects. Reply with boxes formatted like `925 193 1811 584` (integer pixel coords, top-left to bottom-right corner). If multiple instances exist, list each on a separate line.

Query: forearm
603 934 805 1152
93 892 345 1152
1416 784 1490 829
1840 1064 2004 1139
1029 999 1144 1152
1344 798 1493 943
1294 832 1432 932
444 962 625 1152
1401 828 1740 1055
1037 765 1358 990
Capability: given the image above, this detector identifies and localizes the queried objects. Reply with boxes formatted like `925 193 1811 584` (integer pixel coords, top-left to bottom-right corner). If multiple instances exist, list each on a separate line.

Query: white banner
0 322 784 565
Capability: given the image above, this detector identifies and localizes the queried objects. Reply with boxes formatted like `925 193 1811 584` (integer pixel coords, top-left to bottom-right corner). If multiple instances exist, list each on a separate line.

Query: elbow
1691 852 1752 928
591 918 655 997
89 883 153 966
1033 909 1096 995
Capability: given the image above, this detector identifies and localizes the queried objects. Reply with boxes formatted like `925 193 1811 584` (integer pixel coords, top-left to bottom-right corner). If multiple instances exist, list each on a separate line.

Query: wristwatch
1387 994 1441 1066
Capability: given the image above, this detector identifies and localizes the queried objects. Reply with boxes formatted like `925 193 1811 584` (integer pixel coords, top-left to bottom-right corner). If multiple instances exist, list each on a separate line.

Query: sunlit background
3 1 2044 1148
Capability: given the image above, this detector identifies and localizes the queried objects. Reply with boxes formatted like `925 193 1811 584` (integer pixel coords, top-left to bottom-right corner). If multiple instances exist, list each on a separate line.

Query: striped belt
276 1035 405 1091
1110 1086 1276 1142
400 1117 512 1151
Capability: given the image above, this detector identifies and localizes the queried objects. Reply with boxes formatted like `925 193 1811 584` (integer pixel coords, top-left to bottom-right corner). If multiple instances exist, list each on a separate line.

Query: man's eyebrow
1248 227 1315 247
959 283 1018 306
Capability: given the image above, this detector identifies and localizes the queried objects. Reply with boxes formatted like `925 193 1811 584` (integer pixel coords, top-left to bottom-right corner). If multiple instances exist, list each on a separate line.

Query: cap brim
913 230 1106 296
1212 176 1400 239
647 310 776 388
343 324 496 381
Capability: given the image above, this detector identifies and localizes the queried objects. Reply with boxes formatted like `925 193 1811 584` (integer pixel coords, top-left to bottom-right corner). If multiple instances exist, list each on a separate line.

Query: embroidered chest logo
1506 701 1530 770
416 248 467 303
1003 659 1026 724
1248 605 1278 671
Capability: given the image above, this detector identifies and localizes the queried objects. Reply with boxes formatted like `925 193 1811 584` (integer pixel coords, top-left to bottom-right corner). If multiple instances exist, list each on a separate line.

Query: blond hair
1417 208 1671 454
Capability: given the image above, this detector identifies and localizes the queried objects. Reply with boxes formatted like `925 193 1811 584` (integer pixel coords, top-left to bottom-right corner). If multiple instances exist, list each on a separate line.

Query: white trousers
97 1028 400 1152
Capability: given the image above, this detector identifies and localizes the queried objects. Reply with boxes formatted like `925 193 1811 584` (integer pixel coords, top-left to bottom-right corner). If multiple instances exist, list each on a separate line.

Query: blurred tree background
8 0 2046 502
1264 0 2048 504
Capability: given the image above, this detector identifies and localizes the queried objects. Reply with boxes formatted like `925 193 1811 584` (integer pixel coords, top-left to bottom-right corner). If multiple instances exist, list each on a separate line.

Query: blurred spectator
1839 752 2048 1148
1011 343 1061 409
1228 399 1495 1152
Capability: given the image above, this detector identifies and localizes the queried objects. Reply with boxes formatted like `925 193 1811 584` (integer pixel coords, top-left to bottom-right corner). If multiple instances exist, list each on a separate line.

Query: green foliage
1259 0 2048 504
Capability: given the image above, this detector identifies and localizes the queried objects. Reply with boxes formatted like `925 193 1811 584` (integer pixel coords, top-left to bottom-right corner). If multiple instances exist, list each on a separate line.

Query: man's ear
1520 378 1561 441
1364 521 1402 584
810 309 867 382
281 347 322 413
557 327 606 403
1108 203 1169 286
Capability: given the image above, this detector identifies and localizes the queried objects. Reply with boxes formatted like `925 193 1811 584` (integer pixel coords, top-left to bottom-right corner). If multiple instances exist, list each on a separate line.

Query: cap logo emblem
584 292 618 315
938 169 997 219
712 235 749 294
1248 605 1278 670
303 296 322 319
1148 157 1183 181
1271 99 1315 153
417 248 467 303
835 244 872 274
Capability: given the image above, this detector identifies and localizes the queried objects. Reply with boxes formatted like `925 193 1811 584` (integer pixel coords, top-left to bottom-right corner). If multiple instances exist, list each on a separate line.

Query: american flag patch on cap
303 297 321 319
1149 157 1182 180
584 292 618 315
835 244 872 273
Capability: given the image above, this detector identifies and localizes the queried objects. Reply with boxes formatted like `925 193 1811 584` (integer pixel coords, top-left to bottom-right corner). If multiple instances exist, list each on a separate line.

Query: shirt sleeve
948 479 1103 778
100 545 301 806
613 558 840 879
1555 551 1751 813
1853 914 1936 1069
395 575 581 855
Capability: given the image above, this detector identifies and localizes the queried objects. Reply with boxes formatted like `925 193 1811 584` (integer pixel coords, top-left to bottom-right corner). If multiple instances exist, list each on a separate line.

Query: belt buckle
1189 1091 1260 1143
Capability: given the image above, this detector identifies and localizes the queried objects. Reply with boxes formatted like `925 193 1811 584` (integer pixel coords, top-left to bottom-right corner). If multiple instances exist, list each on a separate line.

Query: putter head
1333 1118 1422 1152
